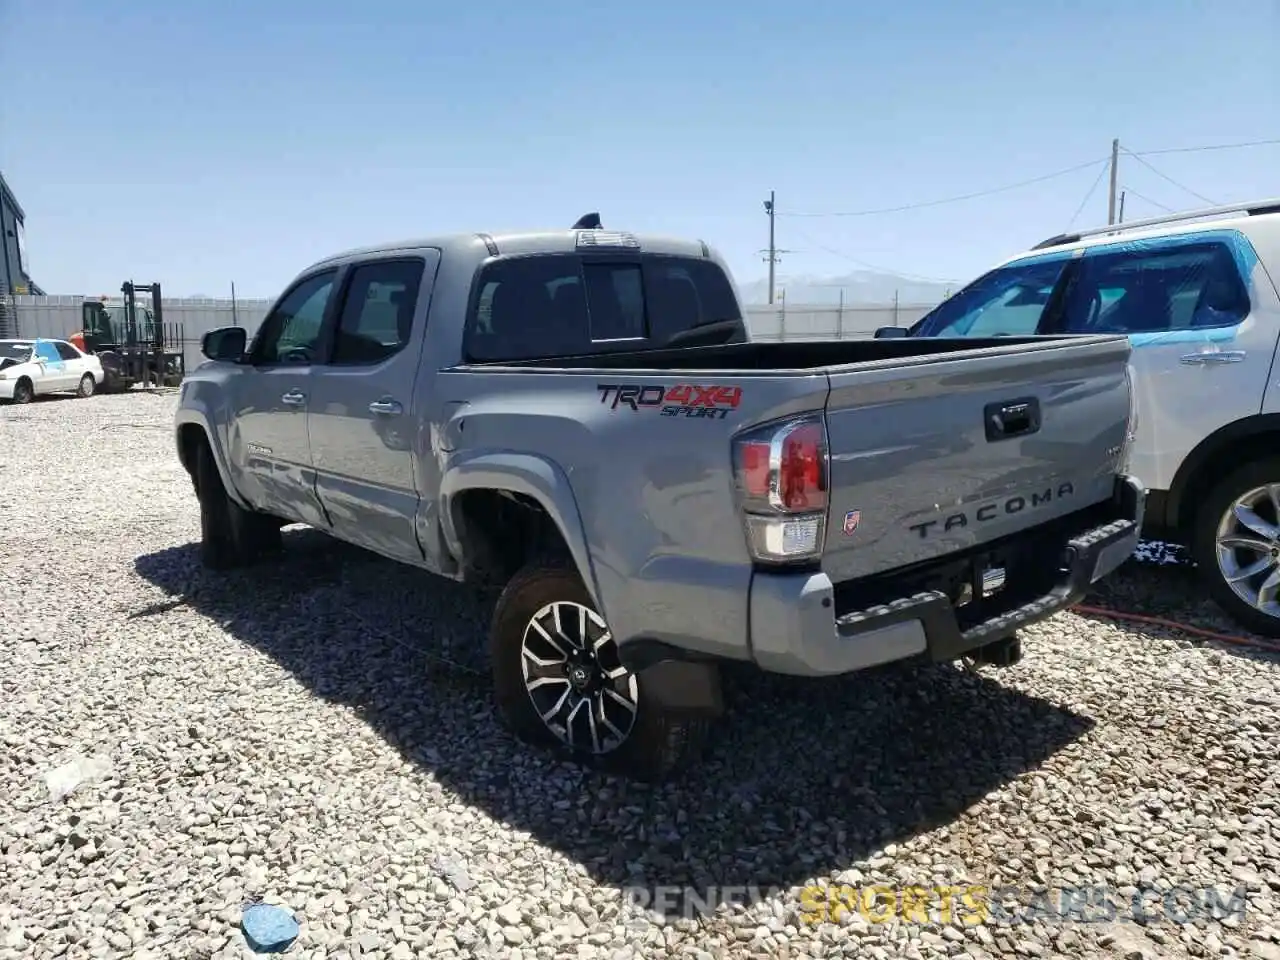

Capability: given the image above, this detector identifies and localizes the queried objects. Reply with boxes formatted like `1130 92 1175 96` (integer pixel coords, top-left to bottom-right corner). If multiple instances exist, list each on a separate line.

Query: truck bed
461 334 1120 372
443 330 1133 591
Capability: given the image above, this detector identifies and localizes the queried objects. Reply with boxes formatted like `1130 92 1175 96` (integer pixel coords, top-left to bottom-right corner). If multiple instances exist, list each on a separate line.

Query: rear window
465 254 743 362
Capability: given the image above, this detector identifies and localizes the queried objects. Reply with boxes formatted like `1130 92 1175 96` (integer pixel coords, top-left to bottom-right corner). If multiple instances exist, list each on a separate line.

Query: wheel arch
439 452 602 606
1167 413 1280 535
174 414 253 509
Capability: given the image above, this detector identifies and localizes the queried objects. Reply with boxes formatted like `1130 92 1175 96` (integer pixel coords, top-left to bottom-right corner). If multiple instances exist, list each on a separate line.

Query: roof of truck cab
307 229 717 271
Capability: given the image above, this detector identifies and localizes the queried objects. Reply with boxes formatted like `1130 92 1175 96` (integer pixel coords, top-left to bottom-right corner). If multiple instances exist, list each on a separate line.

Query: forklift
71 281 186 391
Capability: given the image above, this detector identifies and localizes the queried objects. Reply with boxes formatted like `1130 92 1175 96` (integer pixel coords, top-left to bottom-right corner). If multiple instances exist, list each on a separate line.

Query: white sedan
0 338 105 404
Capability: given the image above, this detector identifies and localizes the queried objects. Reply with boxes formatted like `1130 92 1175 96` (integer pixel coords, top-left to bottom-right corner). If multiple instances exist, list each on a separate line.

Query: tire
194 439 283 569
12 378 33 404
1191 456 1280 637
77 374 96 398
490 563 709 782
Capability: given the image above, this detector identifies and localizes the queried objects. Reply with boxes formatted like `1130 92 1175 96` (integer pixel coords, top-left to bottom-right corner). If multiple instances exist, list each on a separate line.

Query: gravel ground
1 390 1278 960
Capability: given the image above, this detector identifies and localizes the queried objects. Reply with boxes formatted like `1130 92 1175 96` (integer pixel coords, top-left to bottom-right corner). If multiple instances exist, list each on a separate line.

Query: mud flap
638 660 725 717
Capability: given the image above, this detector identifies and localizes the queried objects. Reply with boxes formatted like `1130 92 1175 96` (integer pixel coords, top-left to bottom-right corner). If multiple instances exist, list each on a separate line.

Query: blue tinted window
1060 239 1250 334
912 257 1070 337
34 341 61 363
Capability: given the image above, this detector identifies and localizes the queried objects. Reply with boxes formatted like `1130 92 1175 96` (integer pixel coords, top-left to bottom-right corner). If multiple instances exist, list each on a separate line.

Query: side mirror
202 326 247 362
874 326 909 339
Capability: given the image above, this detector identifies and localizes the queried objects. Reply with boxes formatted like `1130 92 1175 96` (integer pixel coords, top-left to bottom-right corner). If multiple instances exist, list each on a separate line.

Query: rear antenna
572 212 602 229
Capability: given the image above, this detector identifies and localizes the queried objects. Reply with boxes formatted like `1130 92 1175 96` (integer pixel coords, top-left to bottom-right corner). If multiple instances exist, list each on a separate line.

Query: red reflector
779 422 825 510
739 440 771 497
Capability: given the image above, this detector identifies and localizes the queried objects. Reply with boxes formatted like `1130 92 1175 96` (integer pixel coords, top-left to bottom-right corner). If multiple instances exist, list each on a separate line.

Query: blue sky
2 0 1277 299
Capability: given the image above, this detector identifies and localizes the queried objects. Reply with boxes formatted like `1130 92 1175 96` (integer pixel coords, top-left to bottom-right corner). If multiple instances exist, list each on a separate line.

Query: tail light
732 416 829 563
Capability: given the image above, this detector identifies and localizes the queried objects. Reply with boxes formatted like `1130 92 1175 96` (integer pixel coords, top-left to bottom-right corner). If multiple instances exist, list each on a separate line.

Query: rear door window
466 254 744 362
329 259 424 365
1057 237 1251 335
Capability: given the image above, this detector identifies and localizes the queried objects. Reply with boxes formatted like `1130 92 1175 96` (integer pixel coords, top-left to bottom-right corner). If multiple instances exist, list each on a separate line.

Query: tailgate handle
985 397 1040 441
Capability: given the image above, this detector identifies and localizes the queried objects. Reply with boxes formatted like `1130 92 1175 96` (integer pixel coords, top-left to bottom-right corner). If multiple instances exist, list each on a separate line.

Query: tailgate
821 336 1132 582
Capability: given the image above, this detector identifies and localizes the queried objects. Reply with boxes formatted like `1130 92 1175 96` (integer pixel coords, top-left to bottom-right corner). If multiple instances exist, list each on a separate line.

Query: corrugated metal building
0 171 41 297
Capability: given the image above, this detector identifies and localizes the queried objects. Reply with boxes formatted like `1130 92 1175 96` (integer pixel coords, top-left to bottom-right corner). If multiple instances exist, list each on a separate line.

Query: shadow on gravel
135 529 1095 918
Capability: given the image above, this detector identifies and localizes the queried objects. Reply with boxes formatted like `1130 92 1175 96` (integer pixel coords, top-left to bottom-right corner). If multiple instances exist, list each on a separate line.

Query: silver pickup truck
175 219 1144 781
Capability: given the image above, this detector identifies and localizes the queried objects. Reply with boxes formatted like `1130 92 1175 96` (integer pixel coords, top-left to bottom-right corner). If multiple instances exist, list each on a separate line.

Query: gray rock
2 393 1277 960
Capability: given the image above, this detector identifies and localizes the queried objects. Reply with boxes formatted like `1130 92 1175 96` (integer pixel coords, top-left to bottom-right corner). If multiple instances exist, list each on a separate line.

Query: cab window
250 270 337 365
465 253 745 362
330 259 424 366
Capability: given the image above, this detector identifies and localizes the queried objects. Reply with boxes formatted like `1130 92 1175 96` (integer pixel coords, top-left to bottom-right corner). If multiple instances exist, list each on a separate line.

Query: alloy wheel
1214 482 1280 619
520 600 639 754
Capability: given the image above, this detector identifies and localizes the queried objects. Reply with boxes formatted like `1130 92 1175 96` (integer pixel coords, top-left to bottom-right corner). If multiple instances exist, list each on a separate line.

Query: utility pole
1107 138 1120 225
1118 190 1126 224
764 191 777 304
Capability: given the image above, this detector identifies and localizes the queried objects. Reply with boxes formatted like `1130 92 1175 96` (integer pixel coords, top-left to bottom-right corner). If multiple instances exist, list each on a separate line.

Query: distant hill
738 269 957 306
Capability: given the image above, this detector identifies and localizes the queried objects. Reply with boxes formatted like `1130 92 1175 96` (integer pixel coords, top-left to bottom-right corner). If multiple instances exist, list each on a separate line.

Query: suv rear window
465 254 744 362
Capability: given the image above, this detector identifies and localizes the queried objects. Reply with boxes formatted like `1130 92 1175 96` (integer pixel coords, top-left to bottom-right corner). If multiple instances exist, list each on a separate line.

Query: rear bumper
747 475 1144 677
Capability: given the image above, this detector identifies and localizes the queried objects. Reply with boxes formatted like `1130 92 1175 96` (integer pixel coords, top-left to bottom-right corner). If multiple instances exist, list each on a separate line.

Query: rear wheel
1191 456 1280 638
490 563 709 782
12 378 33 404
77 374 96 398
194 439 283 569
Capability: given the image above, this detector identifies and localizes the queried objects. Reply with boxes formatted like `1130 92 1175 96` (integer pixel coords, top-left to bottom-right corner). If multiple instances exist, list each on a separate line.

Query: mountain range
737 268 958 306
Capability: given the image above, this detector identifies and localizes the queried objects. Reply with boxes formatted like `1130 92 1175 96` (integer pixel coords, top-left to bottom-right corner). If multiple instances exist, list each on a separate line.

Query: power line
1120 186 1174 213
1120 148 1217 206
776 136 1275 220
1131 137 1280 157
787 227 959 283
777 157 1108 218
1066 159 1112 230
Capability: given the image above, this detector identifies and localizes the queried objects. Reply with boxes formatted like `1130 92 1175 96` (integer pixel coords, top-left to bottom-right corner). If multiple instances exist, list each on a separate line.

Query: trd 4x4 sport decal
597 383 743 420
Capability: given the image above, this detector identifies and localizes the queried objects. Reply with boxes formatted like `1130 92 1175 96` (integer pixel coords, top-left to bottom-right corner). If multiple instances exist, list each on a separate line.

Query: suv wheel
1192 456 1280 637
490 563 709 781
194 440 283 569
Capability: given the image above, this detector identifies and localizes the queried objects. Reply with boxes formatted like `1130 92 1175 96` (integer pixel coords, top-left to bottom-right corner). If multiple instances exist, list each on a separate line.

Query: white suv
881 198 1280 636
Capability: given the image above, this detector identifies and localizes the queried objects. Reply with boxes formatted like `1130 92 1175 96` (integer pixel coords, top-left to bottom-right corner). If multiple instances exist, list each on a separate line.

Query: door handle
281 389 306 405
984 396 1041 442
1180 350 1246 365
368 399 403 416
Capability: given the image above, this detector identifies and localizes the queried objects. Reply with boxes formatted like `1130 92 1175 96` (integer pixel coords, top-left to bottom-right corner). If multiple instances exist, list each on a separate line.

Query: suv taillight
732 416 829 563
